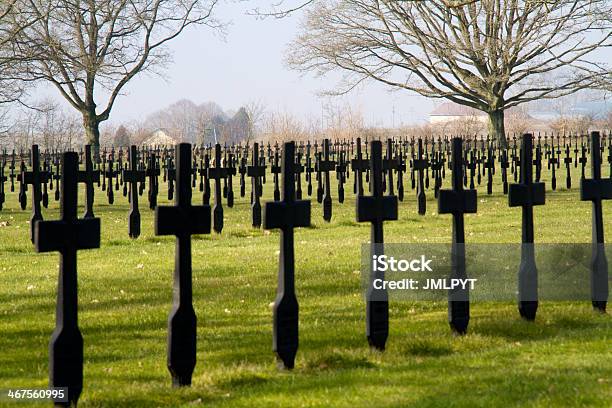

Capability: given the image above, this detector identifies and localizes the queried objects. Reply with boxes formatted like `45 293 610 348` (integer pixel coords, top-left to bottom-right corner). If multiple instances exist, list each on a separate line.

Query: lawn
0 162 610 407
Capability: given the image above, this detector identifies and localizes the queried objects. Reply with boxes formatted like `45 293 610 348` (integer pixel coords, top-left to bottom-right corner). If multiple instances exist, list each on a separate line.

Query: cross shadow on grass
470 313 608 342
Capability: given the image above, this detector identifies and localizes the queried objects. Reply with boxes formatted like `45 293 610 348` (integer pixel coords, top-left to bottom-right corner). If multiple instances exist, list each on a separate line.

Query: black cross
22 145 50 242
155 143 211 386
9 151 15 192
563 144 573 189
77 145 100 219
166 156 176 201
104 158 117 205
263 141 311 370
579 144 588 179
351 137 369 197
357 140 398 351
534 143 543 182
382 138 399 197
248 143 266 227
0 154 6 211
318 139 336 222
208 144 228 233
509 134 545 320
239 147 248 198
580 132 612 312
271 149 281 202
294 151 305 200
123 146 145 238
413 139 428 215
484 148 494 195
199 153 211 205
336 149 347 203
548 146 558 191
34 152 100 407
305 142 314 196
226 153 236 207
438 138 477 335
146 153 160 210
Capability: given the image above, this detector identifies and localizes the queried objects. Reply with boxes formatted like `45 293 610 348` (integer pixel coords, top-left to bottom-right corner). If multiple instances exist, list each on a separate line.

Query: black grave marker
124 146 145 238
509 134 545 320
77 145 100 219
438 138 477 334
356 140 398 350
155 143 211 386
34 152 100 407
580 132 611 312
263 141 311 369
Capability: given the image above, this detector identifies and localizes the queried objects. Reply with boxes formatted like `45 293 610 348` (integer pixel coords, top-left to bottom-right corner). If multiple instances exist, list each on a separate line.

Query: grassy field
0 164 611 407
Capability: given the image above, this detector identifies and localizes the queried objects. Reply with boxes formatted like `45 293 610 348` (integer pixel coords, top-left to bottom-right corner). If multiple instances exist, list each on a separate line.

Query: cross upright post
123 145 145 238
226 153 236 207
77 145 100 219
351 137 369 197
294 151 304 200
248 143 266 227
271 149 281 202
155 143 211 386
438 138 477 334
306 142 313 196
413 139 428 215
146 153 160 210
549 147 558 190
357 140 398 350
22 145 50 242
382 138 398 197
34 152 100 407
318 139 336 222
104 158 116 205
509 134 545 320
580 131 611 312
264 141 311 369
564 144 573 189
208 143 228 233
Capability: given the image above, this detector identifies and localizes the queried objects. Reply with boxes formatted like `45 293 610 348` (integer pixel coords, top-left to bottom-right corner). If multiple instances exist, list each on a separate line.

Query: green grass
0 165 611 407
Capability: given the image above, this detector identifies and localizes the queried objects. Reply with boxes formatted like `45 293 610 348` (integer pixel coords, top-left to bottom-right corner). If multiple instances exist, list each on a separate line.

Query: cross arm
356 196 398 223
508 183 546 207
581 179 612 202
247 165 266 177
34 218 101 253
438 189 477 215
77 170 101 183
155 205 211 236
264 200 311 230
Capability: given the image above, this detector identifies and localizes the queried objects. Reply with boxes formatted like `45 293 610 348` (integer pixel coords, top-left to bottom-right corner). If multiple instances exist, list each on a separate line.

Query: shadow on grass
400 339 454 357
471 314 606 342
302 350 376 371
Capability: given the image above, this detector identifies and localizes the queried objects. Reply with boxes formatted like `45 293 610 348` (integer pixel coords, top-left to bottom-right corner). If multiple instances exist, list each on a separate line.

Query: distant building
429 102 487 124
141 128 177 146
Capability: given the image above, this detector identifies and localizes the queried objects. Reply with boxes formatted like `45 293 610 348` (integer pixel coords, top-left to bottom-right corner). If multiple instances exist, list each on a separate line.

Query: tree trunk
488 109 507 148
83 114 101 157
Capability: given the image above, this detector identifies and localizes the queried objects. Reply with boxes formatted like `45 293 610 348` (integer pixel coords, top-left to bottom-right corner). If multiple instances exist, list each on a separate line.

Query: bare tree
3 99 82 150
287 0 612 146
244 99 266 142
9 0 221 153
113 124 131 147
0 1 34 105
260 109 306 142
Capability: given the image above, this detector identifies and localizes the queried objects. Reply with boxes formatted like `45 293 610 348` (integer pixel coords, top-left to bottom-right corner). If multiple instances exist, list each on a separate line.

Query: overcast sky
30 1 611 129
100 1 435 128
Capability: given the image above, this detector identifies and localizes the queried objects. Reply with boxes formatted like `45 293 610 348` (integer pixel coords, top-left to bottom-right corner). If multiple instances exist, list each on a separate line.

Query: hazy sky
102 1 435 128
